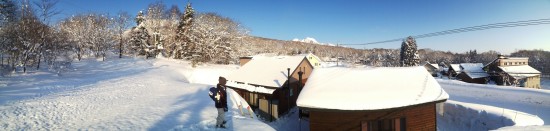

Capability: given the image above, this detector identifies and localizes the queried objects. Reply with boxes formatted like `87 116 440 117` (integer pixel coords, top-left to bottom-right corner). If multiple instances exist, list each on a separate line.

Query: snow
292 37 319 44
297 66 449 110
437 100 543 131
495 125 550 131
291 37 336 46
0 57 274 130
1 56 549 130
227 55 306 89
498 65 541 78
450 64 462 73
437 79 550 126
431 64 440 70
226 81 276 94
460 63 489 78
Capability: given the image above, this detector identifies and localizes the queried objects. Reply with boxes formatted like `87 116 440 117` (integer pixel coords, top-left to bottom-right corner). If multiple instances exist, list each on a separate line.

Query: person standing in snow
214 77 228 128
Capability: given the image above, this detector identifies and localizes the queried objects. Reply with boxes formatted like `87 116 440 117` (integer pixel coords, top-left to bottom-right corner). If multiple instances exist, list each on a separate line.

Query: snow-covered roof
498 65 541 79
505 57 529 60
430 64 439 70
227 55 307 88
460 63 489 79
450 64 461 73
226 81 276 94
297 67 449 111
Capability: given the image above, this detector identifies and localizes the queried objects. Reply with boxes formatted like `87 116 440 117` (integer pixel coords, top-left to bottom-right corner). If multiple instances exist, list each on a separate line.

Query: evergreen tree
129 11 151 58
174 2 195 60
400 36 420 67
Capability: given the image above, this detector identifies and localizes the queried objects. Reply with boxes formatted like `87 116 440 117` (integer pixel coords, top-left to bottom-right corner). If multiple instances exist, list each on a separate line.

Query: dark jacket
215 84 228 109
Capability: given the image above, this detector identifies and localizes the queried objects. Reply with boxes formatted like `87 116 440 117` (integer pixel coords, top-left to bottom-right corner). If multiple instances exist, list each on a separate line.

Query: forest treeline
1 0 548 75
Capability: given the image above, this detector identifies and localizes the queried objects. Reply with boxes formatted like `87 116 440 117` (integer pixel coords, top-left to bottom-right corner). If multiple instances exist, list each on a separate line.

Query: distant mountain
292 37 336 46
292 37 319 44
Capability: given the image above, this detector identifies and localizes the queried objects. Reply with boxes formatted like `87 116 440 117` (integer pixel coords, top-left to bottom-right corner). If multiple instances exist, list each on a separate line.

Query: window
362 118 406 131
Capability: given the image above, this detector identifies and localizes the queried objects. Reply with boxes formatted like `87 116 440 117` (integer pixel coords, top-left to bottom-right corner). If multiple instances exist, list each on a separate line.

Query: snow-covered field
0 57 273 130
437 79 549 130
1 58 548 130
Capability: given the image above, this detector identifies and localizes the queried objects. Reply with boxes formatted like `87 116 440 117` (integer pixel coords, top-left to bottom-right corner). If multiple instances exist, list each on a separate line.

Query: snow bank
0 58 274 130
494 125 550 131
268 107 309 131
437 79 550 125
437 100 543 131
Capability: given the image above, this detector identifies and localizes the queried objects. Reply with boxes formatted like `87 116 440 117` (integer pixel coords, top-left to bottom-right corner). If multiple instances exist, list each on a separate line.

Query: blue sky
53 0 550 54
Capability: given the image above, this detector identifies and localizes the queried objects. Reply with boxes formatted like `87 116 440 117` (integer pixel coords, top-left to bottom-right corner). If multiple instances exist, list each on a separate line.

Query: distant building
297 67 449 131
420 61 439 77
227 55 315 121
305 53 322 68
456 63 489 84
447 64 462 77
484 55 541 89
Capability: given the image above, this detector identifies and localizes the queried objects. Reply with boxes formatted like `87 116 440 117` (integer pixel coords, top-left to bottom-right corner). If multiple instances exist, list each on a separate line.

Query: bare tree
34 0 60 69
112 11 130 58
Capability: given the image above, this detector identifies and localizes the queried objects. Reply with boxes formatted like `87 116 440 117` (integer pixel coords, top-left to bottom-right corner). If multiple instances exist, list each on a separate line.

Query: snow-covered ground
0 57 273 130
1 58 548 130
437 79 549 130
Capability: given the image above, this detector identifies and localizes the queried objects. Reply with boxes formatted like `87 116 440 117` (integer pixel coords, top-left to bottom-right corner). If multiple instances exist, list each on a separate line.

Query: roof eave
298 99 448 112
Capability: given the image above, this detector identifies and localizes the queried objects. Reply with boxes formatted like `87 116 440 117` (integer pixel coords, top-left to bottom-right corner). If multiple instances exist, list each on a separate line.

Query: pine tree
400 36 420 67
129 11 151 58
174 2 195 60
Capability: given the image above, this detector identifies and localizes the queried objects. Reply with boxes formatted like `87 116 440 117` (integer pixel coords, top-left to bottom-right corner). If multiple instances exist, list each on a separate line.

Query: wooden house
447 64 461 78
305 53 322 68
484 55 541 89
227 55 314 120
420 61 439 77
297 67 449 131
456 63 489 84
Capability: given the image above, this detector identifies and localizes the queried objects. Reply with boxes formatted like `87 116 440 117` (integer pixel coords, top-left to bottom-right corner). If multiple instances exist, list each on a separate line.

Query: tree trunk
23 54 28 73
77 47 82 61
119 40 123 58
37 54 41 70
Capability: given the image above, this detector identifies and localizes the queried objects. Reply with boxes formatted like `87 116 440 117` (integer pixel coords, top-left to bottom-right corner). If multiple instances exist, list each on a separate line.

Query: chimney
498 54 505 59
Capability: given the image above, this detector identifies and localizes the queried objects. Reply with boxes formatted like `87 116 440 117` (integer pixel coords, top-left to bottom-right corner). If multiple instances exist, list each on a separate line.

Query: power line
342 18 550 45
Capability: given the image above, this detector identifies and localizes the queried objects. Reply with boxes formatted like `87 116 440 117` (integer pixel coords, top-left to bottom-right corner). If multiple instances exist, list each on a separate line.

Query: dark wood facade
228 58 314 120
456 72 488 84
238 56 253 66
306 101 442 131
447 65 460 78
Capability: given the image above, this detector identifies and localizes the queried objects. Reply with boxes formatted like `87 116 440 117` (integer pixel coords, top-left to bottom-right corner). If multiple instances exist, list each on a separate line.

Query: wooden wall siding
526 76 541 89
308 103 436 131
498 59 528 66
239 57 252 66
259 99 279 120
456 73 487 84
290 59 314 83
